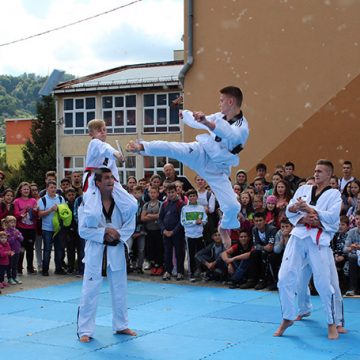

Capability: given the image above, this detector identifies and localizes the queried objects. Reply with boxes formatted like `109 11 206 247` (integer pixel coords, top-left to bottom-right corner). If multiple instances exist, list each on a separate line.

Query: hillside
0 73 75 141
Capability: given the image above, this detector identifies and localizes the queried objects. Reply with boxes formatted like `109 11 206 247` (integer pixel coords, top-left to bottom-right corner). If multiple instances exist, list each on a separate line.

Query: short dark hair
355 210 360 217
316 159 334 174
220 86 243 107
45 171 57 179
94 168 112 184
256 163 267 171
280 217 291 225
60 178 71 184
165 182 177 192
186 189 198 197
285 162 295 169
253 211 266 219
65 188 76 194
133 185 143 193
343 160 352 167
46 180 57 188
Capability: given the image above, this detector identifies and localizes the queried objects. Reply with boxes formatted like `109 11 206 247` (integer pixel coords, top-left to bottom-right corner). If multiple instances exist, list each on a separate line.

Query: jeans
230 259 250 283
42 230 64 272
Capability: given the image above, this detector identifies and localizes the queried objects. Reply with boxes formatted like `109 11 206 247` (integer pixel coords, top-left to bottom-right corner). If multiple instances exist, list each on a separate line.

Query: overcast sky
0 0 183 77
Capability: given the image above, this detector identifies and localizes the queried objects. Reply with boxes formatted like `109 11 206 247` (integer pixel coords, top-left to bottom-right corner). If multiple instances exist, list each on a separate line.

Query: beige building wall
183 0 360 181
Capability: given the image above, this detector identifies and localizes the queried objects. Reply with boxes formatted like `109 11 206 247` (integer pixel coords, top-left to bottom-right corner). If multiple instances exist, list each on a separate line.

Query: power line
0 0 142 48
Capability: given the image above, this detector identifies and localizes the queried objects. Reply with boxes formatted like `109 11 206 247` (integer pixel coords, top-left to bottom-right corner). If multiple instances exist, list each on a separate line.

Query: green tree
21 95 56 188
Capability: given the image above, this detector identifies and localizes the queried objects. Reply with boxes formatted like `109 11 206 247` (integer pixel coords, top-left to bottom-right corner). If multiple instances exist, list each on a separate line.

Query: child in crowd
180 189 207 282
264 195 278 227
128 185 146 273
194 231 226 281
221 229 254 288
346 192 360 228
175 181 188 204
343 210 360 296
267 217 293 290
0 189 15 224
158 183 185 281
252 194 264 213
331 215 349 292
141 186 163 275
82 119 137 221
3 216 23 285
0 231 14 288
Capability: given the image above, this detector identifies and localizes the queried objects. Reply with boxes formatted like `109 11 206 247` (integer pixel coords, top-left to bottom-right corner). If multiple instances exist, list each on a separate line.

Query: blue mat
1 280 359 360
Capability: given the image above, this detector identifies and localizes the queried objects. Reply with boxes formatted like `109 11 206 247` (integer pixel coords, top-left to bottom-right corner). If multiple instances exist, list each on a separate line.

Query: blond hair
88 119 106 133
0 231 8 238
5 215 16 224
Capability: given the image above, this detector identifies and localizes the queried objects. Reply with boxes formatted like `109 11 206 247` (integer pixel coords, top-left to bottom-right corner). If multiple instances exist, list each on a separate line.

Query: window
118 155 136 185
143 92 181 133
143 156 183 180
63 97 96 135
63 156 85 178
102 95 136 134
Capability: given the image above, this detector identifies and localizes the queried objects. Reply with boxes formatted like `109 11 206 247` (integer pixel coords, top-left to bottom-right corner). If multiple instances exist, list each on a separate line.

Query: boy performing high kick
126 86 249 248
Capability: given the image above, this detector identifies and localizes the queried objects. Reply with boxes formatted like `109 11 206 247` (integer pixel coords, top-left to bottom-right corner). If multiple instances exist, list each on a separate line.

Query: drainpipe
178 0 194 88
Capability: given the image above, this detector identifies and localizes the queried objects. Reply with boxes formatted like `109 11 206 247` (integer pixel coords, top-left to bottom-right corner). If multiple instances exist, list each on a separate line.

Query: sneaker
143 261 151 270
27 268 37 275
8 278 17 285
150 267 157 276
176 273 184 281
239 279 257 289
254 279 267 290
13 278 22 284
42 270 49 276
135 268 144 274
189 274 196 283
162 272 171 281
228 281 240 289
345 290 355 296
54 269 67 275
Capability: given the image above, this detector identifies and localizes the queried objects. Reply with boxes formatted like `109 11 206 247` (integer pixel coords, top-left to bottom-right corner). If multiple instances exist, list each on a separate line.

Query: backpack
162 197 183 214
41 195 63 208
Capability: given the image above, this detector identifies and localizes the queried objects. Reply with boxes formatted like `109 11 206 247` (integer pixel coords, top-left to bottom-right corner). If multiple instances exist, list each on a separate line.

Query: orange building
5 118 35 167
182 0 360 181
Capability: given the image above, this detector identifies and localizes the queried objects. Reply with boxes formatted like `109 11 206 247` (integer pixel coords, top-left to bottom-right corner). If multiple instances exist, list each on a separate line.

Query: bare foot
328 324 339 340
125 140 143 154
273 319 294 337
219 227 231 249
295 312 311 321
79 335 91 343
115 328 137 336
336 325 347 334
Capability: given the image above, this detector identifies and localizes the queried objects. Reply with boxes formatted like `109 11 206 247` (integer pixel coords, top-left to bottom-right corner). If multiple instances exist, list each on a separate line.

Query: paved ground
1 271 359 360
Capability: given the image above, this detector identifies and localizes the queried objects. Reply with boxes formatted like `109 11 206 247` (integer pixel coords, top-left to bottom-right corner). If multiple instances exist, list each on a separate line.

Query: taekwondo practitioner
82 119 137 219
126 86 249 248
274 159 343 340
77 168 136 342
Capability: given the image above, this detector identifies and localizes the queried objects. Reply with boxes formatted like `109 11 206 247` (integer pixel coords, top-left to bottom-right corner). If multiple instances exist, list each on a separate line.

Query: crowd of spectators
0 160 359 297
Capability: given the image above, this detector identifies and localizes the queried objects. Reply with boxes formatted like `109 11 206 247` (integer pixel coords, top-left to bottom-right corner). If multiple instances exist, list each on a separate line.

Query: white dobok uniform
296 247 344 327
82 138 137 219
140 110 249 230
278 185 342 324
77 192 136 338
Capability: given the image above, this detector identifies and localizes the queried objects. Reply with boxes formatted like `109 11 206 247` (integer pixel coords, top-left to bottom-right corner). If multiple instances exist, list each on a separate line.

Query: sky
0 0 183 78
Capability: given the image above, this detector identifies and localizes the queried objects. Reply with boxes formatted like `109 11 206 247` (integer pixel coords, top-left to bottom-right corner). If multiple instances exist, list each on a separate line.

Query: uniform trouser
142 141 240 229
77 266 128 338
278 235 336 324
296 247 344 326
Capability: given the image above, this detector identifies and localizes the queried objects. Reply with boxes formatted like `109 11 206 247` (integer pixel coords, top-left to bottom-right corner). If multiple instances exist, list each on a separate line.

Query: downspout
178 0 194 88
